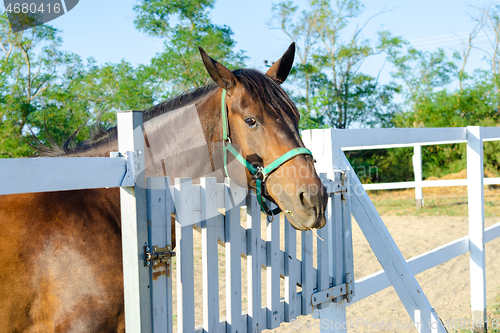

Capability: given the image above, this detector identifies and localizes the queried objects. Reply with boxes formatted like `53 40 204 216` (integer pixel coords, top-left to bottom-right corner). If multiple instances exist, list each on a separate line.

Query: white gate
144 172 354 332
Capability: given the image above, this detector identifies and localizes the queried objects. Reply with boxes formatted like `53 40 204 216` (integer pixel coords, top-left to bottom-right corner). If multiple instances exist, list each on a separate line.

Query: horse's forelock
233 69 300 124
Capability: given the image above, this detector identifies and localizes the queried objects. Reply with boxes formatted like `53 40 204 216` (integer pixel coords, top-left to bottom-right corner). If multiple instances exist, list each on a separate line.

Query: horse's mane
40 69 299 156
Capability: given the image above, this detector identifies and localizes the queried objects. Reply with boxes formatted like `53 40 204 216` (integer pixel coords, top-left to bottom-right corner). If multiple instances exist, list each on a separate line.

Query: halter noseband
220 89 313 216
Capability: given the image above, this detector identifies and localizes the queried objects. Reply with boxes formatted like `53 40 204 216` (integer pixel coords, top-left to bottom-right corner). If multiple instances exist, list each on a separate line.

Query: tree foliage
270 0 401 129
0 12 154 157
133 0 246 97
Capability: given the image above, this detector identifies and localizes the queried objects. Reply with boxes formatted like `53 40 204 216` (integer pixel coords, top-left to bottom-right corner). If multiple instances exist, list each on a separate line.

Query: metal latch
311 283 347 309
144 245 176 269
311 273 355 308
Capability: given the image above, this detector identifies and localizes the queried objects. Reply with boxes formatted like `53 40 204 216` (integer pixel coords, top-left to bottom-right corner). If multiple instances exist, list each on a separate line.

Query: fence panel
174 178 195 333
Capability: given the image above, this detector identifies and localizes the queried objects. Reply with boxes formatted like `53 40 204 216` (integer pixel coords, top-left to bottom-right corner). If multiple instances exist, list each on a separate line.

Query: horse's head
199 43 327 231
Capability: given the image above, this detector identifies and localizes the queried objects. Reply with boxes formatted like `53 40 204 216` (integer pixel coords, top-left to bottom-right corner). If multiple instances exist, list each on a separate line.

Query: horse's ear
266 42 295 84
199 47 236 90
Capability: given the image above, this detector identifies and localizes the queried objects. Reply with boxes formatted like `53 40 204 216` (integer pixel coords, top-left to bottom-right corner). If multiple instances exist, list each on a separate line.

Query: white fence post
467 126 487 332
303 129 348 332
117 111 152 333
413 144 424 208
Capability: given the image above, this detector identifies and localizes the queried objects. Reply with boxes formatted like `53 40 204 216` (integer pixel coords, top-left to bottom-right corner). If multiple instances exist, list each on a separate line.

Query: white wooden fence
335 127 500 207
1 113 500 333
303 126 500 332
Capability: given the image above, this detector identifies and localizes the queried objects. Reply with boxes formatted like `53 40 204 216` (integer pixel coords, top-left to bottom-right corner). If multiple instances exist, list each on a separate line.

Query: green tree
270 0 401 129
0 13 68 157
133 0 246 98
0 11 155 157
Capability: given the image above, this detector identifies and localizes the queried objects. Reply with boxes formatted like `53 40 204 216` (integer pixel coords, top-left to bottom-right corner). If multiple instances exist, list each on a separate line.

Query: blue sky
2 0 495 80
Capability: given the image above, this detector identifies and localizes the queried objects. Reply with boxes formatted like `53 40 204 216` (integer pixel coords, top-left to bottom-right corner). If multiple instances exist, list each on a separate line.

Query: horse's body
0 44 327 332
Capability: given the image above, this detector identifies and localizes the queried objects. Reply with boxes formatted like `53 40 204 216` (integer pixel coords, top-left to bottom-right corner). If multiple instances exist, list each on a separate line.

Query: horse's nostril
299 191 305 206
299 191 313 208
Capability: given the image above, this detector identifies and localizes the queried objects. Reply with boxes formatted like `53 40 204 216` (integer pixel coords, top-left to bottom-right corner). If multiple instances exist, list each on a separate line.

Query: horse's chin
284 211 326 231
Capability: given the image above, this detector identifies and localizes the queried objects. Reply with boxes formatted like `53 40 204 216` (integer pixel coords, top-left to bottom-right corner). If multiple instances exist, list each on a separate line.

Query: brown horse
0 43 327 332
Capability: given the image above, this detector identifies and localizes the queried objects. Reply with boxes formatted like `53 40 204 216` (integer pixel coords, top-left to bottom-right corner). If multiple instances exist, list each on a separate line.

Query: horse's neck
67 92 224 183
142 93 224 182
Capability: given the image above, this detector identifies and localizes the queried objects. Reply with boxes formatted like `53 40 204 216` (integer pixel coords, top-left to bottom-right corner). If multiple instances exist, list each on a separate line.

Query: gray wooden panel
175 178 195 333
246 192 262 332
225 178 243 332
0 156 126 195
284 216 299 322
147 177 171 333
117 111 152 333
301 230 313 315
266 210 280 329
201 178 223 333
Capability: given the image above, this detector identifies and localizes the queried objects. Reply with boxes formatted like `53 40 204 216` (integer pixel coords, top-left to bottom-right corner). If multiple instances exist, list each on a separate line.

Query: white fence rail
325 127 500 206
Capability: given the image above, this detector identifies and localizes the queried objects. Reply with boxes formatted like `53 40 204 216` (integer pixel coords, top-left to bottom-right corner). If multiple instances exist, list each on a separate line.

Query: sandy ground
167 212 500 333
270 215 500 333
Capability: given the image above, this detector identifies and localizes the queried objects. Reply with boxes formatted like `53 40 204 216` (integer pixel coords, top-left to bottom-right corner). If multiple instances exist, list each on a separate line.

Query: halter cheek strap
220 89 313 216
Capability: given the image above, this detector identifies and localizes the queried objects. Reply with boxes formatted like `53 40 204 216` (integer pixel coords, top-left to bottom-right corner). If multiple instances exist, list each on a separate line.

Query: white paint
413 144 424 207
467 126 487 328
247 192 263 332
174 178 195 333
147 177 173 333
117 111 152 333
0 157 126 195
224 178 243 332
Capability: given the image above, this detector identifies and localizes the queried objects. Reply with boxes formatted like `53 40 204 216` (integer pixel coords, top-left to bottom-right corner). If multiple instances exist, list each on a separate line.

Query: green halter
220 89 313 216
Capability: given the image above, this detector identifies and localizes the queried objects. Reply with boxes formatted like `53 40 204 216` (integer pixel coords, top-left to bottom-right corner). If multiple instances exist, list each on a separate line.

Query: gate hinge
144 245 176 273
345 273 354 303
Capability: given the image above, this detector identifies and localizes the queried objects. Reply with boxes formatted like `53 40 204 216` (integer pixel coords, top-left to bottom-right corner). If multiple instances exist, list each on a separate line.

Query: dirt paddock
270 215 500 332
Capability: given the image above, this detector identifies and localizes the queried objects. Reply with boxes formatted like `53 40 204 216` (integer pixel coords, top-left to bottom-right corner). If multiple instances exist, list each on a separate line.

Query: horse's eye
244 117 257 128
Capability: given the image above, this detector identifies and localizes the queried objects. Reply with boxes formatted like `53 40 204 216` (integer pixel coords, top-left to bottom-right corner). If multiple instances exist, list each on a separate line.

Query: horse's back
0 188 125 333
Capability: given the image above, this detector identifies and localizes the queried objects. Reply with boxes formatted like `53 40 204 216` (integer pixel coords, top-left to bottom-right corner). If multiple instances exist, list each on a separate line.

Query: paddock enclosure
1 111 500 333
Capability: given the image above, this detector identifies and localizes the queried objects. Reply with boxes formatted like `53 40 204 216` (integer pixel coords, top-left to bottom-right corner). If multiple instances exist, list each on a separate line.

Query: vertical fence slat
342 172 354 302
467 126 487 332
247 192 262 332
266 209 280 329
284 216 298 322
301 230 313 316
175 178 195 333
201 178 221 333
147 177 172 333
225 178 243 332
317 174 330 310
332 171 344 300
413 144 424 208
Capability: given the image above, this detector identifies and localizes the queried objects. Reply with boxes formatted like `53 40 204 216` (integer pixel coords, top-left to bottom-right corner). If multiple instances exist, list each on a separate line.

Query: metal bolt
314 297 316 302
326 293 329 298
145 261 150 267
145 246 150 252
167 259 171 264
158 198 161 202
340 287 343 292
